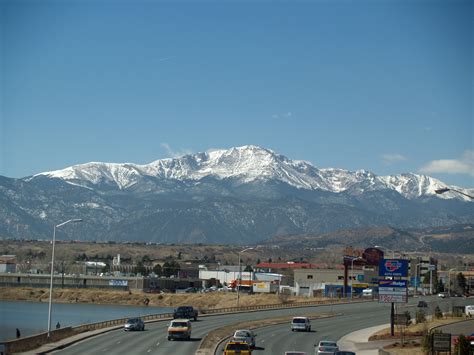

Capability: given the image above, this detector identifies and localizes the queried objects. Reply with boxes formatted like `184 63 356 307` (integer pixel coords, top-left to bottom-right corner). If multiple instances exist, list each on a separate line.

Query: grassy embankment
0 286 320 309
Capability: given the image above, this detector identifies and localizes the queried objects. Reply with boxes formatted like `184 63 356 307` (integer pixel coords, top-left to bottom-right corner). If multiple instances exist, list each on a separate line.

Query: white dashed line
156 342 160 346
147 349 152 353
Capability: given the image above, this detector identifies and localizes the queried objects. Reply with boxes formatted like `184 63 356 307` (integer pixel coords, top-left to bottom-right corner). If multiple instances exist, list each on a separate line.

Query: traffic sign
378 294 408 303
432 333 451 352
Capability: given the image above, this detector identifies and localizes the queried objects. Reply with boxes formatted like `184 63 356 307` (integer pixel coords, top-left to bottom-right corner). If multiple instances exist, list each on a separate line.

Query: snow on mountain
33 145 472 201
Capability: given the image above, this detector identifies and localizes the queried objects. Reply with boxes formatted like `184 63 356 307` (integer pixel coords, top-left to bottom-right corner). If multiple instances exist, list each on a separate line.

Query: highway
53 296 472 355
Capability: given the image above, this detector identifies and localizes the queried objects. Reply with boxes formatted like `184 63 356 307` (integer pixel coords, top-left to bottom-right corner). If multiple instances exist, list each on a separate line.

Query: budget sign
379 259 408 277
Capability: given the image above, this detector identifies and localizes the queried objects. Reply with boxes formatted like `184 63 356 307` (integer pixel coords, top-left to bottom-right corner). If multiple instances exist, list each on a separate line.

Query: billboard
379 259 408 277
378 279 408 303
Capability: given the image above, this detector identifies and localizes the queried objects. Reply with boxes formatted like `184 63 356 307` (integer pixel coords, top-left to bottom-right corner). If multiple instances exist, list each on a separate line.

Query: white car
315 340 339 355
232 329 256 348
465 305 474 316
438 292 447 298
291 317 311 332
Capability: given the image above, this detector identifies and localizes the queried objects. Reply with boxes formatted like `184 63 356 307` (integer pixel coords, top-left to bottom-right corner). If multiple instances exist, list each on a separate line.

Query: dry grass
0 286 325 309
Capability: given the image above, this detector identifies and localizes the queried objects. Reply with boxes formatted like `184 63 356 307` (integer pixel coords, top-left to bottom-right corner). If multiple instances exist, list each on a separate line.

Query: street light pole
350 257 362 300
447 268 456 297
415 263 421 296
237 247 254 308
47 219 82 338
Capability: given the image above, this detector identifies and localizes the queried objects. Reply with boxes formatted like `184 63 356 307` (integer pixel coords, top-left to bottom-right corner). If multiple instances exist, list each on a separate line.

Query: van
167 319 192 340
465 305 474 316
291 317 311 332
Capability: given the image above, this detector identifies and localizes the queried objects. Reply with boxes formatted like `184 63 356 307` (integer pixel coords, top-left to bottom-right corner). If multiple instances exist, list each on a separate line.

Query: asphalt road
53 296 473 355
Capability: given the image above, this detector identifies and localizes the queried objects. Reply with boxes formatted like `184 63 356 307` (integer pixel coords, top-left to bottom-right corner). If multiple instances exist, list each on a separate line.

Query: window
307 275 313 279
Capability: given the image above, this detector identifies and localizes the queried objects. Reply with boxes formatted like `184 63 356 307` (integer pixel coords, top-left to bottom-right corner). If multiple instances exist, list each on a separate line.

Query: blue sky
1 0 473 188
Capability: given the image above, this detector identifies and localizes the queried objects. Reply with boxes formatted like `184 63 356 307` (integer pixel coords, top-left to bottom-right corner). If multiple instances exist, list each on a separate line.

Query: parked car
438 292 447 298
173 306 198 321
315 340 339 355
291 317 311 332
124 317 145 331
232 329 256 348
465 305 474 316
417 300 428 308
223 341 252 355
167 319 192 340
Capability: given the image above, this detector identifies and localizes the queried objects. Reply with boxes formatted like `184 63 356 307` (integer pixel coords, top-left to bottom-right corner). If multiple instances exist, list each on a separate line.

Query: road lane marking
156 342 160 346
147 349 152 353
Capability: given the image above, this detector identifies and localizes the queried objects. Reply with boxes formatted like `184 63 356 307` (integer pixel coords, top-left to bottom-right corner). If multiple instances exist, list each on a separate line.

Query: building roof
256 262 320 269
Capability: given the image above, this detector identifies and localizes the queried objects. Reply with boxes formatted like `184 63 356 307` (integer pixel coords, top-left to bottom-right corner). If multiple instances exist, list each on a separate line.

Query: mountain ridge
31 145 472 201
1 145 472 244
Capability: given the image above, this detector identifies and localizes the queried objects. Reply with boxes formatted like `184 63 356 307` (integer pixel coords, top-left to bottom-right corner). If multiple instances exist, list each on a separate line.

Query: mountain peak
31 145 473 200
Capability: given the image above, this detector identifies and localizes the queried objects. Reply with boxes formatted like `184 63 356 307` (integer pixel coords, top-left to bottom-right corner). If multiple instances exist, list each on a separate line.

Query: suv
224 341 252 355
291 317 311 332
167 319 192 340
173 306 198 321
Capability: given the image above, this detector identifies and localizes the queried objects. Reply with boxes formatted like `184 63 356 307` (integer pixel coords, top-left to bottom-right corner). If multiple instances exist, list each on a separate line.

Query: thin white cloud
160 143 193 158
380 153 407 166
272 112 293 119
158 56 175 62
419 150 474 177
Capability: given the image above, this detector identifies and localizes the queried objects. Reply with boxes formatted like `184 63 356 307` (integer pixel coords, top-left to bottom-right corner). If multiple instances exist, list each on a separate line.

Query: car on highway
315 340 339 355
223 341 252 354
123 317 145 331
167 319 192 340
417 300 428 308
173 306 198 321
291 316 311 332
465 305 474 316
232 329 256 348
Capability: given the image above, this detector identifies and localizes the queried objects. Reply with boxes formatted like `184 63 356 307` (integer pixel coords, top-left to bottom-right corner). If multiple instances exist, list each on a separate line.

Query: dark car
124 317 145 331
335 352 356 355
173 306 198 321
417 301 428 308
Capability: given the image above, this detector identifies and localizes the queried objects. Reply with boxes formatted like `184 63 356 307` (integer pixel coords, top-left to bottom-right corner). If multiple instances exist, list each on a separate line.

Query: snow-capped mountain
33 145 472 201
1 145 472 244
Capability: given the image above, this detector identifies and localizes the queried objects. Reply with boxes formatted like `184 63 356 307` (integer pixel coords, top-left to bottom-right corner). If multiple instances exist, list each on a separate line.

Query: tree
456 272 467 294
142 255 152 264
162 260 180 277
134 261 147 276
152 263 162 276
454 334 473 355
244 265 253 272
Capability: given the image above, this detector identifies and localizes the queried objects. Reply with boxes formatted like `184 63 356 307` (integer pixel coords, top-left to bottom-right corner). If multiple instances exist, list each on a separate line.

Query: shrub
416 309 426 324
434 306 443 319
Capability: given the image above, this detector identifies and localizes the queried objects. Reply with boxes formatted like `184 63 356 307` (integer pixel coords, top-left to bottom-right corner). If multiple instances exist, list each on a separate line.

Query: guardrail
1 298 371 354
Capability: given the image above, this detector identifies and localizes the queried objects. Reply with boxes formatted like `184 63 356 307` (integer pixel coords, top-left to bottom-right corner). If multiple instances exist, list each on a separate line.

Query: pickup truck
173 306 198 321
